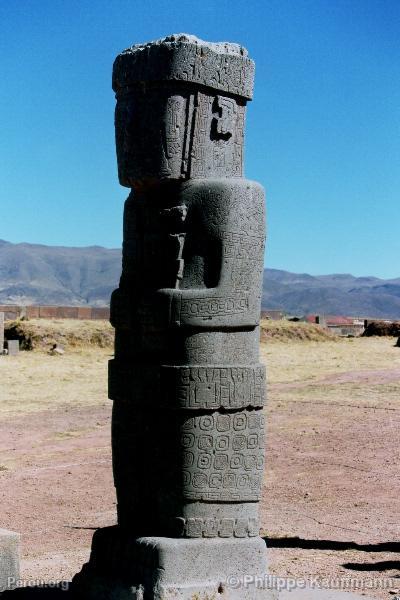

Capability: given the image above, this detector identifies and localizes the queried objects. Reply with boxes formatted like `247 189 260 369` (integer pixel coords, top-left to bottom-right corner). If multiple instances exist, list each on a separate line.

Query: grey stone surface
0 312 4 354
73 528 275 599
0 529 20 592
6 340 19 356
113 34 252 187
112 33 254 100
279 591 375 600
74 33 268 599
110 33 265 541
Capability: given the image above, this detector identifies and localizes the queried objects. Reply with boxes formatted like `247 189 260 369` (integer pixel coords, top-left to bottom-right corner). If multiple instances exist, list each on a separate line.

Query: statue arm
157 180 265 329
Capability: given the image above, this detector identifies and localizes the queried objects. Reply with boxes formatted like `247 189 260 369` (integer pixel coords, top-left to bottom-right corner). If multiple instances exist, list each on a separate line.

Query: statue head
112 34 255 189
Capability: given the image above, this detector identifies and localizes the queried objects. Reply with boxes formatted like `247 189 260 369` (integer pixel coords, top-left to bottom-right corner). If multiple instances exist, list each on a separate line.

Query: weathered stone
6 340 19 356
0 529 20 592
107 34 266 544
73 33 267 599
74 527 276 599
112 34 254 101
279 591 376 600
112 35 252 188
49 343 65 355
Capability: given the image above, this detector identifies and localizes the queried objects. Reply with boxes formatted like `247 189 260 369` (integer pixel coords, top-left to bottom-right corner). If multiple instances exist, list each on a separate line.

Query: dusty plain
0 319 399 598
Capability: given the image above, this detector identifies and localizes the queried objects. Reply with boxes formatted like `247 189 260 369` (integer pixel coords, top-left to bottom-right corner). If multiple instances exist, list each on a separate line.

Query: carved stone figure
73 34 271 600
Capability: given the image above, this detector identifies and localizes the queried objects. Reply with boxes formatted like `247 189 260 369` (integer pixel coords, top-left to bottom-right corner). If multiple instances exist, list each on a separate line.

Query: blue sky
0 0 399 278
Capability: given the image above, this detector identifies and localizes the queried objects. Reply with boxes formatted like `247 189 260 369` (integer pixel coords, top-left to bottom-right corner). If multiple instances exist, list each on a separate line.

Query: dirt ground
1 335 399 598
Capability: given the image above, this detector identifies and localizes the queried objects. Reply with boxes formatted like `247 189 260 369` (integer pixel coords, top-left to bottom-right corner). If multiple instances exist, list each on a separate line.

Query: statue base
72 526 276 599
72 527 377 600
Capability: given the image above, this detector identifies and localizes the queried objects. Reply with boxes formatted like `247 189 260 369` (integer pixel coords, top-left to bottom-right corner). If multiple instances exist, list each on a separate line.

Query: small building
306 314 365 337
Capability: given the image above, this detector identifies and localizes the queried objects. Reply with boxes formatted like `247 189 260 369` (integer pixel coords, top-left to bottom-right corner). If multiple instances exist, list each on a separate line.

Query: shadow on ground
264 536 400 576
343 561 400 572
264 536 400 553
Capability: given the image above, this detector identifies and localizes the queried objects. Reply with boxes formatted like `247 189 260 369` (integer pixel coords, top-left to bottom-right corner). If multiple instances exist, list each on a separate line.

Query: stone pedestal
0 529 20 592
73 528 377 600
74 526 276 599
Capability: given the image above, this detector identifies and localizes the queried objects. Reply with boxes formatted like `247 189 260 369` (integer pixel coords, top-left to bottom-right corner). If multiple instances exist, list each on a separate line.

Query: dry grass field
1 319 399 597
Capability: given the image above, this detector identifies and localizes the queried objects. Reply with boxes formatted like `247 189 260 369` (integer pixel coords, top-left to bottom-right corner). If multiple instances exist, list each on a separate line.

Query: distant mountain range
262 269 400 319
0 239 119 307
0 239 399 319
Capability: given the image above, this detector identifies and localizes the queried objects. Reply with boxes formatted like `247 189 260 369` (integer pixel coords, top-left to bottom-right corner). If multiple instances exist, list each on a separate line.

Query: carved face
115 84 247 188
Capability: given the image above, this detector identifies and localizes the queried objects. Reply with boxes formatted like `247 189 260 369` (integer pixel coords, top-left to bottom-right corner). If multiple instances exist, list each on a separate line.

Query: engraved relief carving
109 34 266 539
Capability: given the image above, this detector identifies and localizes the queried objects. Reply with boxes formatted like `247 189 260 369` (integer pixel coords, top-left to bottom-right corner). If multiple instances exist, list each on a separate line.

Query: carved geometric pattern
222 232 265 260
109 363 266 410
180 296 249 318
180 409 265 502
174 516 259 538
163 364 266 409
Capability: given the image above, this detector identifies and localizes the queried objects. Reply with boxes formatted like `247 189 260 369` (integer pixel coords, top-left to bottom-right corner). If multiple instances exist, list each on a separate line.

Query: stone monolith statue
73 33 270 600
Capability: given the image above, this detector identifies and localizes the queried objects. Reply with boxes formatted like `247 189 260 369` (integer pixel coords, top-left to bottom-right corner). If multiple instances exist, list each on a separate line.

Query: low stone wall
0 305 110 320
